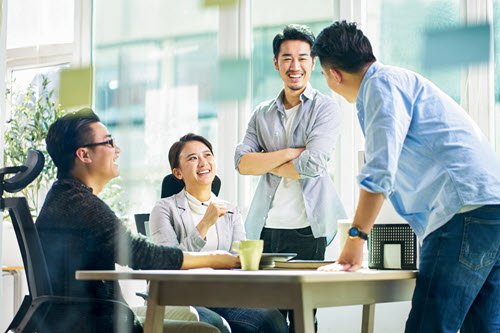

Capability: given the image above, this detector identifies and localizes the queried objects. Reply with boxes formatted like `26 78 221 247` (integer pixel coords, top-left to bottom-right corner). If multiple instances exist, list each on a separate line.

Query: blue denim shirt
357 62 500 240
235 83 347 244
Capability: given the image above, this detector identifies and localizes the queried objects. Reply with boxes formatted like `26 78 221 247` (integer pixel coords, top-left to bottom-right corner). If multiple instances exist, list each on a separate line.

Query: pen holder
368 224 418 270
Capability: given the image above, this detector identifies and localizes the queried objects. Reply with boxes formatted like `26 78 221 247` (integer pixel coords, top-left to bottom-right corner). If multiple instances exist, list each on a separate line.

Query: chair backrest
134 175 221 237
134 213 150 237
0 150 51 298
161 174 221 198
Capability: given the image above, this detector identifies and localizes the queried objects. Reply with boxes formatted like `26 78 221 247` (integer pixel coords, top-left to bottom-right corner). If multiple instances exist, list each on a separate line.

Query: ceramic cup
232 240 264 271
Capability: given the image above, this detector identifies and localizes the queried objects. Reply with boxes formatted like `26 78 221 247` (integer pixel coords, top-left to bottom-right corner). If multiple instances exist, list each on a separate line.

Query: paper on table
383 244 402 269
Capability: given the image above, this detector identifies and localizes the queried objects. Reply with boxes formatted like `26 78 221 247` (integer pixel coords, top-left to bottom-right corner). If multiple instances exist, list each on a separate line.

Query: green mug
232 240 264 271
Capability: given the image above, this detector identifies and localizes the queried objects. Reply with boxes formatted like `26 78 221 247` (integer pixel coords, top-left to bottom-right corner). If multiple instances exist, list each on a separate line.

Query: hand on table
182 251 239 270
209 250 240 269
318 238 364 272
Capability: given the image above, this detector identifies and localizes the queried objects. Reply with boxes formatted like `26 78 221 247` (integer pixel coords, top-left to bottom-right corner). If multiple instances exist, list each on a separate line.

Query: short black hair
46 108 100 177
169 133 214 171
312 21 376 73
272 24 315 59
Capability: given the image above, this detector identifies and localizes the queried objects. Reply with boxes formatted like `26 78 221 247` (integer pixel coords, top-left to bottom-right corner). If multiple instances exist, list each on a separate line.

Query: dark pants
260 226 326 332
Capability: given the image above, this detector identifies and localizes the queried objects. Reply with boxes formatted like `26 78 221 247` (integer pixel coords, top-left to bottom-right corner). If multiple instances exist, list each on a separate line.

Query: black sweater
36 176 183 332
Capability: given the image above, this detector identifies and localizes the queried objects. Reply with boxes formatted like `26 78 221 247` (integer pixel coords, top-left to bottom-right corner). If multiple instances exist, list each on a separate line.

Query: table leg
144 281 165 333
361 304 375 333
12 270 23 313
293 303 315 333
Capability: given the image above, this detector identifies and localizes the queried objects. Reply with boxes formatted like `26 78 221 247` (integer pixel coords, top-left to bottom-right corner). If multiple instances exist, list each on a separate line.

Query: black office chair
2 150 136 333
134 174 221 237
160 174 221 199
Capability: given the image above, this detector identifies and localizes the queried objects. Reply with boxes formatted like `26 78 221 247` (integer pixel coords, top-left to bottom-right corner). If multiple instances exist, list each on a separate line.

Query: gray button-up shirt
234 83 347 244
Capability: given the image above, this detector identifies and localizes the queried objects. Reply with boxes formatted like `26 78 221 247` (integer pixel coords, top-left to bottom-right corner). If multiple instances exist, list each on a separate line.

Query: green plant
4 76 131 221
4 76 65 216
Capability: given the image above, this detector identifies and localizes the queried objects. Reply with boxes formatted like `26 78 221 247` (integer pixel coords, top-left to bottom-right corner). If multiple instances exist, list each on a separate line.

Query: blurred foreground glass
494 1 500 155
93 0 219 216
366 0 460 103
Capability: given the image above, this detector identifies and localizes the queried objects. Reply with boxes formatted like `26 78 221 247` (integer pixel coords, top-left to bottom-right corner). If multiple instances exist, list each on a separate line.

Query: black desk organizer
368 224 418 270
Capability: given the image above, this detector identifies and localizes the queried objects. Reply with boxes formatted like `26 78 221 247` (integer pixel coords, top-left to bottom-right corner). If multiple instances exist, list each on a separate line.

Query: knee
260 309 288 333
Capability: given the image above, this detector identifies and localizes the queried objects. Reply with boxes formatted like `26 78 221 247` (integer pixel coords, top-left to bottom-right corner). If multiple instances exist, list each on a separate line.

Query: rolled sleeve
234 110 262 173
293 99 341 178
357 77 412 198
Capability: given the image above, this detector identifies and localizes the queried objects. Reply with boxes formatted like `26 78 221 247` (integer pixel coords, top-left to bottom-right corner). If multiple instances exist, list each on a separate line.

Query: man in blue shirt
234 24 346 331
312 21 500 333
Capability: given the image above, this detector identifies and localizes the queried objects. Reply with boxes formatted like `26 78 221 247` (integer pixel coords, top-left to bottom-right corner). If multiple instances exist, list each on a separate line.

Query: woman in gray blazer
149 133 287 333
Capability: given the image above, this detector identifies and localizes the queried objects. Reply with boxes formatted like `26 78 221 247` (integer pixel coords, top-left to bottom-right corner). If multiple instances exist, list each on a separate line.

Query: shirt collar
356 61 383 112
275 82 314 112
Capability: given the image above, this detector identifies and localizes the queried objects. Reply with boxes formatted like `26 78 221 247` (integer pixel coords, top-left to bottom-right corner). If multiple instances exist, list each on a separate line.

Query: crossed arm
237 148 305 179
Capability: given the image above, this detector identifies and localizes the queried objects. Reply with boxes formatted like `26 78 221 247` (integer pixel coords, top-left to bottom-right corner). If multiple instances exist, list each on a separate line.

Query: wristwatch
348 226 368 240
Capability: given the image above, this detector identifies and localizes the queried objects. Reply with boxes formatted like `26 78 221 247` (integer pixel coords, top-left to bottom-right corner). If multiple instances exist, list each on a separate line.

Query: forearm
180 252 210 269
238 149 298 175
351 189 386 233
269 161 301 179
180 251 239 269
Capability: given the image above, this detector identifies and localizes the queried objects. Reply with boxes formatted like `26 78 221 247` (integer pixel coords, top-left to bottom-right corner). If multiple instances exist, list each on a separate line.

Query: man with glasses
234 24 346 332
36 108 239 332
313 21 500 333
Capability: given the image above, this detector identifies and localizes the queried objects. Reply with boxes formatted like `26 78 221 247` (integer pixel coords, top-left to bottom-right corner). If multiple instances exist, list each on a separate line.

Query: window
366 0 461 103
243 0 336 215
494 0 500 154
93 0 220 214
7 0 74 49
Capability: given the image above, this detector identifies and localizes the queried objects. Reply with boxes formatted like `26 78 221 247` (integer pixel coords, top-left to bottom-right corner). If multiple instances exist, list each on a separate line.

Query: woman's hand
318 238 365 272
202 202 228 227
197 202 228 239
181 251 240 270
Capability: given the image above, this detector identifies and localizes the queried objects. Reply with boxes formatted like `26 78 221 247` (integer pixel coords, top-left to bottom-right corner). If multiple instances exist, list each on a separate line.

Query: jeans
405 205 500 333
195 307 231 333
195 306 287 333
260 227 326 333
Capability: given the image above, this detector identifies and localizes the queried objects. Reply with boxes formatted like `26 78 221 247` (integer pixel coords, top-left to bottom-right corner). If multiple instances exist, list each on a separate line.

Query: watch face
348 227 359 237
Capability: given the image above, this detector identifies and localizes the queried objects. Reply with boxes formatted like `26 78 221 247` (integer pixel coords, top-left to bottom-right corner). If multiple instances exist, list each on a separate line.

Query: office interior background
1 0 499 332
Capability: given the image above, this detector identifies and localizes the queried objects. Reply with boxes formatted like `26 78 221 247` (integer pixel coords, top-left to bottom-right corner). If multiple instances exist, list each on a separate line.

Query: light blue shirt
235 83 347 244
357 62 500 240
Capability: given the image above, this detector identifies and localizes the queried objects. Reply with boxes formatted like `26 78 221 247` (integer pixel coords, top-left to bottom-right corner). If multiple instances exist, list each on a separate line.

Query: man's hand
238 147 305 175
208 250 240 269
318 238 365 272
181 251 240 270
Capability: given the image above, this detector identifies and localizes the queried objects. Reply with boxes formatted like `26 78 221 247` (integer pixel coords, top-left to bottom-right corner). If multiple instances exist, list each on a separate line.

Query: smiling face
274 40 316 94
173 140 216 190
86 122 120 184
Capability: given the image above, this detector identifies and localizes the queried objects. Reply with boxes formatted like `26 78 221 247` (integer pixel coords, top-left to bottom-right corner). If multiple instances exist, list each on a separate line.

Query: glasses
81 138 114 148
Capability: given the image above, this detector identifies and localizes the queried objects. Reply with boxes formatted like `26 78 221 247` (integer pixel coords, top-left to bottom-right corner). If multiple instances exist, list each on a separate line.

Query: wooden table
76 269 417 333
2 266 24 313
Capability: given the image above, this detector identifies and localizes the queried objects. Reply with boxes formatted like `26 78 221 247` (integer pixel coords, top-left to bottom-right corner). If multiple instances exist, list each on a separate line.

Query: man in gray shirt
234 24 346 330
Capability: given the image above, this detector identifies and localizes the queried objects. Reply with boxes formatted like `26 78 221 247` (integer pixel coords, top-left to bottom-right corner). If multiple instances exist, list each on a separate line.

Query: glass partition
93 0 219 215
494 0 500 154
366 0 461 103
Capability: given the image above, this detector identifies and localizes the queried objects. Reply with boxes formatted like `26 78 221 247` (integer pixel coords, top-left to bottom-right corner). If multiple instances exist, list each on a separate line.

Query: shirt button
269 195 272 198
275 132 279 136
